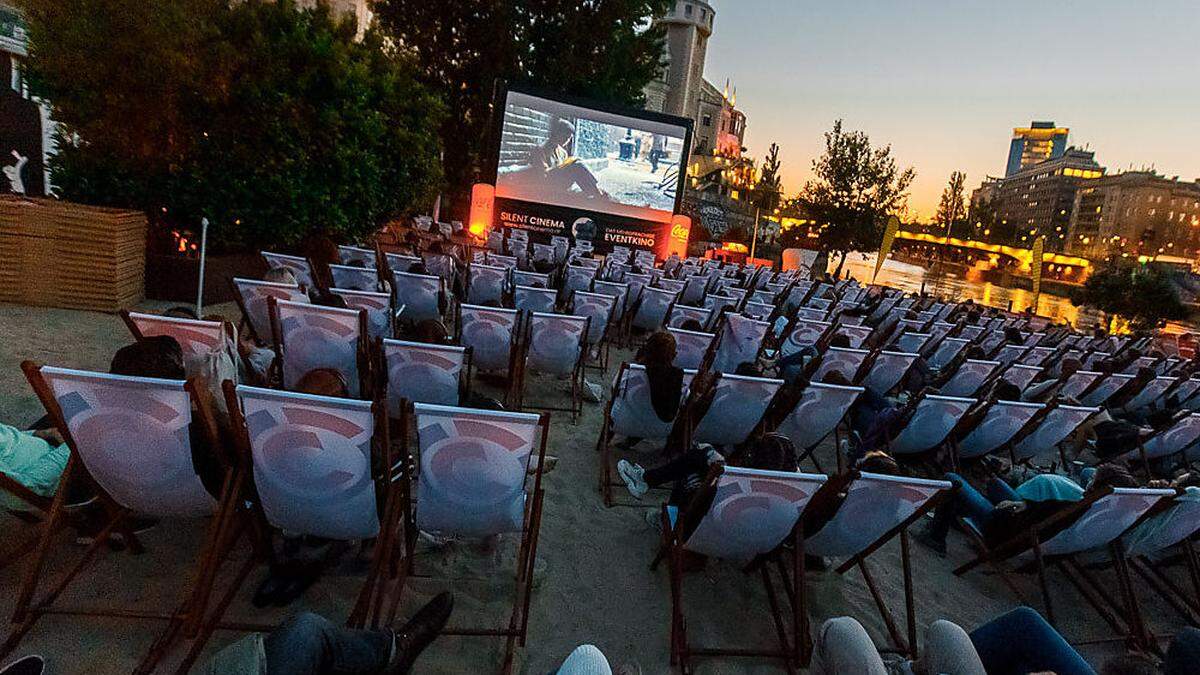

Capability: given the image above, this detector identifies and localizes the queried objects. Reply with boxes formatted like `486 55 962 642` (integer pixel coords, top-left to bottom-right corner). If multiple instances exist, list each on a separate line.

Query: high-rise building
977 148 1104 252
1006 121 1069 177
1066 172 1200 261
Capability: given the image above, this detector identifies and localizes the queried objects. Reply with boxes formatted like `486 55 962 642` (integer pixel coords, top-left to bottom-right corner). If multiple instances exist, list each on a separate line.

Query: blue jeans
264 612 392 674
969 606 1095 675
928 473 1020 544
778 346 818 383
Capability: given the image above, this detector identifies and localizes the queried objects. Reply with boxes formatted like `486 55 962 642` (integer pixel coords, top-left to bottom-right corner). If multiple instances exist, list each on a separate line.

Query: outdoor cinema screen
495 90 689 225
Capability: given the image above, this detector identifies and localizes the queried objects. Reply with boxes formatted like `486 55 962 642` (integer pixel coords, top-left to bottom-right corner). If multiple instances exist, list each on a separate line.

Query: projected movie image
496 91 688 224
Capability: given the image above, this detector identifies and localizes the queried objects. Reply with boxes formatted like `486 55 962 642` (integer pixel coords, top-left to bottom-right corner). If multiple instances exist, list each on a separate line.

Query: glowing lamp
468 183 495 237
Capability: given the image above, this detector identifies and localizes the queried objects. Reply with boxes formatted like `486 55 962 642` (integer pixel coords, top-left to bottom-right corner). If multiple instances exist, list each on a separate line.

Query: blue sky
701 0 1199 219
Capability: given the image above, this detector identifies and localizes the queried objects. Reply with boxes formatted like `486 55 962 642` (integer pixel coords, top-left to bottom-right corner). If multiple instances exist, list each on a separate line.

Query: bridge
893 230 1092 272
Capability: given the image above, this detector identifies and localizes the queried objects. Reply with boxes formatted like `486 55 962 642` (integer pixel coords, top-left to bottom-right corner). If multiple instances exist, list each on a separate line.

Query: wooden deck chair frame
267 296 372 399
389 403 551 675
4 364 249 673
453 303 523 408
174 382 404 673
1128 533 1200 630
791 471 954 660
571 290 618 375
952 486 1169 651
656 465 810 674
511 313 590 423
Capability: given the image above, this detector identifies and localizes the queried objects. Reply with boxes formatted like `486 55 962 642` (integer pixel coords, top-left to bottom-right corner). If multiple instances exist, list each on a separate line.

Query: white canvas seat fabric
275 300 363 394
233 278 307 342
459 305 518 373
889 395 975 455
382 339 465 411
691 374 782 447
806 473 951 558
774 382 863 450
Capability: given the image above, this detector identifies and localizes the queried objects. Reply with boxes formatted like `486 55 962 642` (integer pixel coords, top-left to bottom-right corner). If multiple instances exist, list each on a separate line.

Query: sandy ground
0 300 1188 674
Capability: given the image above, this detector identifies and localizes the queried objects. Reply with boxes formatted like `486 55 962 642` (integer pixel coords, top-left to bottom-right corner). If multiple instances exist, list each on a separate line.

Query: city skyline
701 0 1199 221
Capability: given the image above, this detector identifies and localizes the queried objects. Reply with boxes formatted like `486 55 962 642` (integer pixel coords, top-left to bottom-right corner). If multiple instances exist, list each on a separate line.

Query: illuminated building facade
1066 172 1200 262
1006 121 1069 177
979 149 1105 252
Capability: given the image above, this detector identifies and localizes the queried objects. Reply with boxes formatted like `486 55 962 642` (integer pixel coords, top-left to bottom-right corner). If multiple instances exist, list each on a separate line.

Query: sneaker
0 655 45 675
388 592 455 674
912 525 947 558
617 460 648 499
701 444 723 465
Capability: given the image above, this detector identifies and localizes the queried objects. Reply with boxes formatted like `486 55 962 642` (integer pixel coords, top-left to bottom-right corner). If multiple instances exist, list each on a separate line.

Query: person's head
110 337 185 380
990 379 1022 402
819 371 851 386
263 266 298 285
734 362 762 377
857 450 900 476
966 309 981 324
640 331 677 367
739 433 797 472
1099 653 1159 675
294 368 349 398
549 118 575 146
1088 463 1139 491
410 262 429 276
411 319 448 344
963 344 986 361
162 306 198 319
1004 326 1023 344
309 288 348 309
679 319 704 332
829 333 851 349
1059 357 1082 379
1135 366 1156 383
302 235 340 268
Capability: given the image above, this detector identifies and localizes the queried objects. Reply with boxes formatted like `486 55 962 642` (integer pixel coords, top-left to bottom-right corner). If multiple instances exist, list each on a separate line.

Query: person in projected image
518 118 613 203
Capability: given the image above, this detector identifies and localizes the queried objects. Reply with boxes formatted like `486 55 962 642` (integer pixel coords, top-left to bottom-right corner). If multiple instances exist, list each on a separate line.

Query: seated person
239 267 299 381
1022 356 1082 403
916 463 1138 557
617 331 689 451
0 421 72 511
403 319 450 345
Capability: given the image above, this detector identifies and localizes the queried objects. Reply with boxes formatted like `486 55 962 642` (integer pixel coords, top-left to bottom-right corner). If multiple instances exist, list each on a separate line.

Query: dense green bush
1070 261 1189 330
20 0 443 250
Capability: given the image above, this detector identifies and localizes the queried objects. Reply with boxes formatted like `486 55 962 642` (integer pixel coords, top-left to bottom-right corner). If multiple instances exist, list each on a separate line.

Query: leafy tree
786 120 914 276
21 0 444 250
1069 261 1189 331
969 193 998 239
754 142 783 209
935 170 967 237
372 0 672 189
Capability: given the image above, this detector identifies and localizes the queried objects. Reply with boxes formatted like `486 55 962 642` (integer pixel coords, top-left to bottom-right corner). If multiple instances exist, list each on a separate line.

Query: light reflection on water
837 253 1102 328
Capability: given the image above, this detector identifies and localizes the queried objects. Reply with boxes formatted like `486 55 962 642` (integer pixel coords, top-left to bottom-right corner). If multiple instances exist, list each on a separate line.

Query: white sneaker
617 460 649 499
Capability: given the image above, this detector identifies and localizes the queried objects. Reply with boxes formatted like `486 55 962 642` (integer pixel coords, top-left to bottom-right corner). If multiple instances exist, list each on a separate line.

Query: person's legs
927 473 998 545
1163 626 1200 675
263 612 391 675
984 477 1020 504
968 606 1094 675
919 619 986 675
642 445 710 488
808 617 888 675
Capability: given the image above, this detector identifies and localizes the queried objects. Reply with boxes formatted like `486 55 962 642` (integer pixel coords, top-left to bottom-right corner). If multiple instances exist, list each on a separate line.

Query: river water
837 253 1104 329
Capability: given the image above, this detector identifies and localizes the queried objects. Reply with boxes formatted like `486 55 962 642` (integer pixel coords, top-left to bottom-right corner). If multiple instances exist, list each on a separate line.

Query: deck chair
993 344 1029 366
456 304 520 390
488 252 520 270
668 327 716 371
750 289 776 306
564 266 597 295
592 280 630 332
1081 373 1136 407
939 359 1001 398
383 252 422 273
711 314 769 374
837 323 874 349
333 288 394 341
337 245 376 268
467 263 508 306
514 312 589 421
773 382 864 471
954 485 1175 647
6 365 241 670
513 285 558 314
667 304 711 330
892 331 931 355
121 311 232 373
1122 492 1200 627
1083 350 1112 371
959 324 987 342
680 275 707 305
690 373 783 448
631 286 678 332
1001 363 1043 392
231 277 307 344
1122 356 1161 375
1021 346 1058 368
1175 379 1200 410
392 270 445 324
802 472 953 656
743 301 774 321
329 263 383 292
860 351 919 396
812 347 869 383
657 278 687 295
262 251 315 288
269 297 369 398
1122 376 1181 413
597 363 698 506
395 404 550 674
512 270 552 289
1010 404 1100 465
928 337 970 371
888 394 975 457
571 290 618 371
956 400 1045 460
380 339 468 409
1119 412 1200 468
662 466 827 673
703 294 739 320
1059 369 1104 400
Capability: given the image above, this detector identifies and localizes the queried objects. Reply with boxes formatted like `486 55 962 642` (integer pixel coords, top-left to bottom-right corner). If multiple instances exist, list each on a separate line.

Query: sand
0 300 1184 673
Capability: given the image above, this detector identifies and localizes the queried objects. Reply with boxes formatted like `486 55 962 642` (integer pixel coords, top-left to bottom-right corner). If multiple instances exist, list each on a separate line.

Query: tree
1069 261 1189 331
372 0 672 190
754 142 783 209
787 120 914 276
21 0 444 250
935 171 967 236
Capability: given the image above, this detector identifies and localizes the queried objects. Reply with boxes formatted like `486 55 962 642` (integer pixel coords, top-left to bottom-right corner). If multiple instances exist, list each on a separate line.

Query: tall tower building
650 1 715 119
1006 121 1069 177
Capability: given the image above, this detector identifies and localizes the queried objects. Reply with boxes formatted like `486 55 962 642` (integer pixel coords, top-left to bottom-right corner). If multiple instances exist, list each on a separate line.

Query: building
1 2 54 197
1066 171 1200 262
975 148 1105 252
646 0 715 122
1006 121 1069 177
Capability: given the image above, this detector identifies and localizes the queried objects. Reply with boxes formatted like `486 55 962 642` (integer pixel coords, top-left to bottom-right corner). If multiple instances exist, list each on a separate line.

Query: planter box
0 195 146 312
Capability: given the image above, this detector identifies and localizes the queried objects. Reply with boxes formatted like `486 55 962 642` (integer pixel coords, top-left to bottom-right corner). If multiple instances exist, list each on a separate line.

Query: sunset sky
701 0 1199 220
